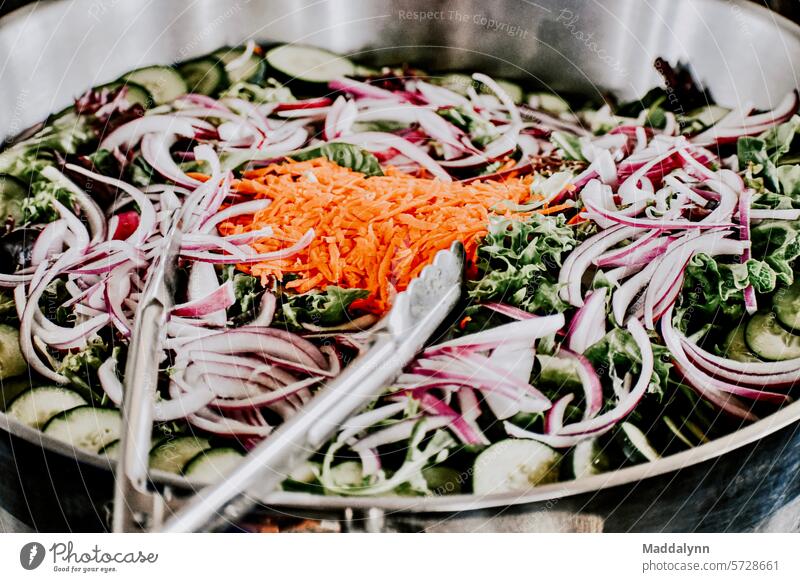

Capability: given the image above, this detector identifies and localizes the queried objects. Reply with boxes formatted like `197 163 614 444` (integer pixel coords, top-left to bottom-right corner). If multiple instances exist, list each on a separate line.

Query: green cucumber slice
745 312 800 361
149 436 212 473
619 422 660 463
570 438 609 479
721 323 762 363
0 324 27 380
6 386 87 429
265 44 355 83
773 279 800 332
122 66 187 105
473 439 560 494
178 57 228 96
43 406 121 453
214 47 266 84
183 447 243 483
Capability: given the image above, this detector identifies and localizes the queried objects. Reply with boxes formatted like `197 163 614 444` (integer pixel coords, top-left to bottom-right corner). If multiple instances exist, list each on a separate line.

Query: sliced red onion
172 280 235 317
418 392 487 445
483 302 536 320
275 97 333 111
224 39 256 72
691 90 799 146
484 342 536 419
181 327 327 369
100 115 214 151
181 228 314 264
66 164 156 246
559 225 638 307
660 305 776 415
199 199 272 234
41 167 106 243
544 393 574 435
567 287 607 353
329 78 407 102
351 416 451 451
557 348 604 420
31 220 67 266
425 314 564 352
738 188 757 314
558 318 653 435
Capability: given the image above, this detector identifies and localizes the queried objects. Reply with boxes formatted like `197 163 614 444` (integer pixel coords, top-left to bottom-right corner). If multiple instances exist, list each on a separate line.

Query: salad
0 42 798 496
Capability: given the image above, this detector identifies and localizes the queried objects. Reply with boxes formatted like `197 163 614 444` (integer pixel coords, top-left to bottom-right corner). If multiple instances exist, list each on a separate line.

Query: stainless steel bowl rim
0 0 799 514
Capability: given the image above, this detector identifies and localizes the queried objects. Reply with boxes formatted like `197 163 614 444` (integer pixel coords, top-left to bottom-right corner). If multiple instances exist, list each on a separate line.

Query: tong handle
112 302 166 532
160 333 399 532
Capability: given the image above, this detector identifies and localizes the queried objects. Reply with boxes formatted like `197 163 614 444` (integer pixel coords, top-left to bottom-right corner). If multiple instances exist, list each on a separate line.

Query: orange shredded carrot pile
220 158 567 313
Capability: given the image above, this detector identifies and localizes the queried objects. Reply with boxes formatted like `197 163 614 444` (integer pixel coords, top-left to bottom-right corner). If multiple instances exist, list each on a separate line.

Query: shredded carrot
186 172 211 182
567 213 588 225
221 158 571 313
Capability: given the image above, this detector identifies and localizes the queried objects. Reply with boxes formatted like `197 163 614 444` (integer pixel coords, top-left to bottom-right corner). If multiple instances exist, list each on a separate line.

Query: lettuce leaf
584 327 672 397
220 266 264 325
277 286 369 330
738 116 799 196
57 336 109 396
468 213 576 314
291 142 383 177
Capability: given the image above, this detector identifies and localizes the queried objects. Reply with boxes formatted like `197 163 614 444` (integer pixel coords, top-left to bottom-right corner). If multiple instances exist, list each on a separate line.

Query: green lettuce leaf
57 336 109 395
291 142 383 177
584 327 672 397
277 286 369 330
468 213 576 314
221 79 294 105
438 106 499 148
220 266 265 325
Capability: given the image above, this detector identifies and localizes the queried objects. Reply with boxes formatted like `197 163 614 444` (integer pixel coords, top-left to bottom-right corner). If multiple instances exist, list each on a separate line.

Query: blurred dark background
0 0 798 21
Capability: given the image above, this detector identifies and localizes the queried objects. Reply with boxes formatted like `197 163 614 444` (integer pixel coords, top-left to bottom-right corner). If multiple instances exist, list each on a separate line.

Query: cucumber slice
0 174 27 224
663 416 695 448
329 461 364 488
6 386 87 429
122 66 187 105
0 324 27 380
288 461 320 484
434 73 474 96
773 279 800 332
570 438 609 479
683 105 731 128
619 422 660 463
422 466 463 495
178 57 228 96
535 354 582 391
183 447 243 483
214 47 266 84
527 92 570 114
745 312 800 361
721 323 761 363
489 79 524 104
98 81 153 109
99 439 120 459
43 406 121 453
473 439 560 495
265 44 355 83
149 436 211 473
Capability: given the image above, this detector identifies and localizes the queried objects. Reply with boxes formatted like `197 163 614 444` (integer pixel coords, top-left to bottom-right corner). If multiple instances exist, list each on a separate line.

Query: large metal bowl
1 0 800 532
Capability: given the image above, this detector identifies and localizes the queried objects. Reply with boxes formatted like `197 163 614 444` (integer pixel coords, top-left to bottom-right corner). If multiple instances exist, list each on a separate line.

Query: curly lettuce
468 213 577 314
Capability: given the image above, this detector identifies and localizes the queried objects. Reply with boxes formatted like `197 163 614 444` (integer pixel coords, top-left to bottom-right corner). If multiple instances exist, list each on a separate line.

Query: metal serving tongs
157 241 465 532
112 213 183 532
